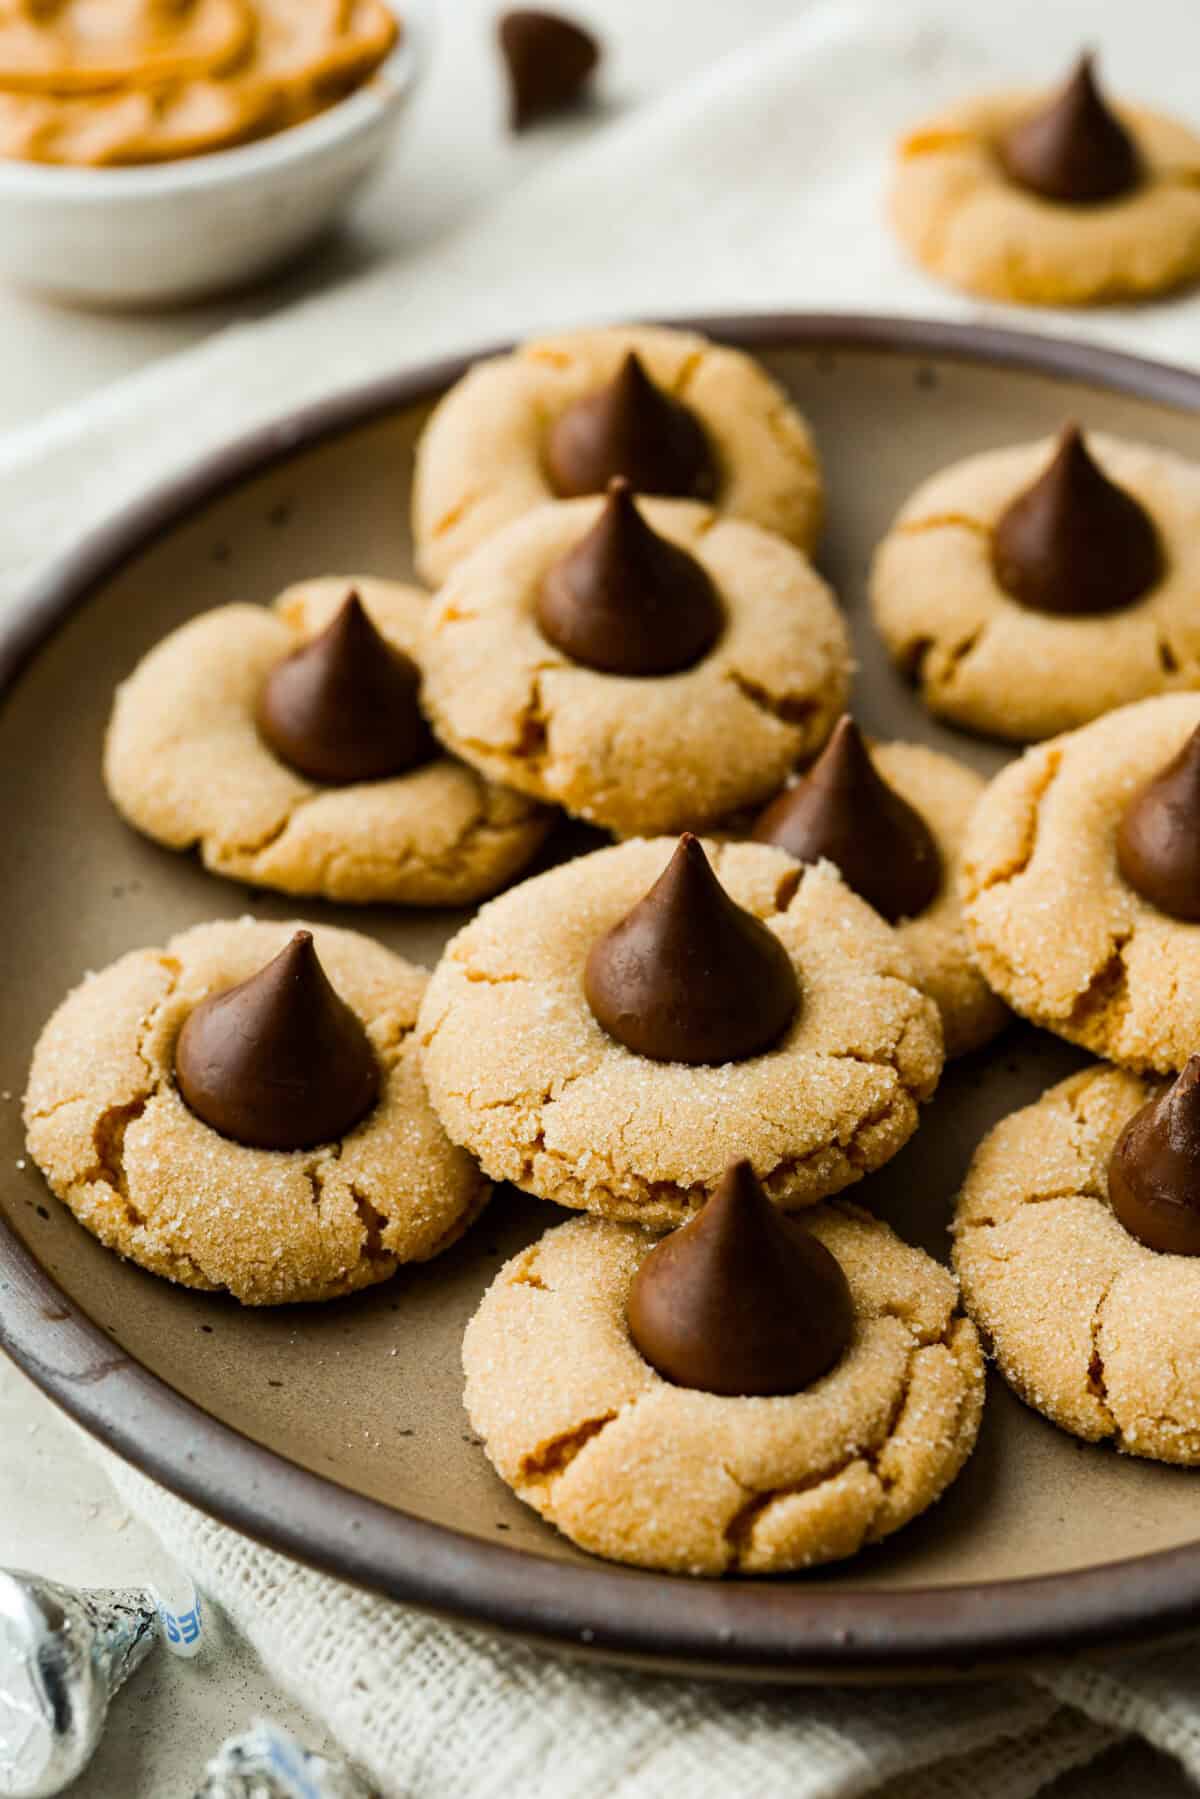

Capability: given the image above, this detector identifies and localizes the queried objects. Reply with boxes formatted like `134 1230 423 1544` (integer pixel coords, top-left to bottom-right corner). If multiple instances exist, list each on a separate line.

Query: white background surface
2 0 1199 1792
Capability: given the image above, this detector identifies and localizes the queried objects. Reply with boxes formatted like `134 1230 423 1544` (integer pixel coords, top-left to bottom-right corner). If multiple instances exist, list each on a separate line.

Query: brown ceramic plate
3 315 1199 1684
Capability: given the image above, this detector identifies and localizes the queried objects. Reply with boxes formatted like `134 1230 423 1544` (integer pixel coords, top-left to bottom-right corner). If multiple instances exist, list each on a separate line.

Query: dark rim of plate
4 314 1200 1682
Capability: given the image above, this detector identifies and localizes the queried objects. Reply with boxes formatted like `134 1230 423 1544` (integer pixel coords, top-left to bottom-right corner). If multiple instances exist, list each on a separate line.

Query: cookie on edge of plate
412 322 824 585
24 917 490 1305
464 1169 983 1574
871 427 1200 743
420 486 851 837
954 1065 1200 1464
890 54 1200 306
418 834 944 1229
104 576 552 906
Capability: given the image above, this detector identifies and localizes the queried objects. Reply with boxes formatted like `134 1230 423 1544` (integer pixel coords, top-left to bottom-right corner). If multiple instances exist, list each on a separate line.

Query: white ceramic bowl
0 11 424 307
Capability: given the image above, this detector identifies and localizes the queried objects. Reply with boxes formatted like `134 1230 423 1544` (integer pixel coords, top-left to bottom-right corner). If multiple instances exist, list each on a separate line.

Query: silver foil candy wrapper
0 1569 157 1799
195 1721 374 1799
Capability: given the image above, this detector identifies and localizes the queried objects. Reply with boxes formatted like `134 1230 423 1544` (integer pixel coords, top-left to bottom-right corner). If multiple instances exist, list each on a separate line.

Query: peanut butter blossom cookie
418 835 944 1228
412 323 824 584
871 426 1200 743
104 577 550 906
464 1163 983 1573
24 919 489 1306
752 717 1007 1058
421 484 851 836
954 1065 1200 1464
962 693 1200 1074
890 54 1200 305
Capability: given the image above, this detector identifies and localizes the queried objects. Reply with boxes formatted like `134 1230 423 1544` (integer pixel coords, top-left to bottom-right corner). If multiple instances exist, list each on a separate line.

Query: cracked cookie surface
953 1066 1200 1465
24 918 490 1306
890 89 1200 305
871 433 1200 743
103 577 551 907
412 323 824 585
418 838 944 1227
962 693 1200 1073
421 499 852 837
464 1205 983 1573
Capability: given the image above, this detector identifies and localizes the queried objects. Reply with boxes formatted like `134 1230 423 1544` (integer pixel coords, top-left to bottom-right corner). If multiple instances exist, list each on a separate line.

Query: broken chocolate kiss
585 834 798 1064
498 8 599 132
627 1159 854 1396
1107 1057 1200 1256
257 592 435 786
752 716 940 924
175 931 380 1151
1117 725 1200 920
537 478 723 674
991 426 1162 617
997 53 1139 205
545 350 718 502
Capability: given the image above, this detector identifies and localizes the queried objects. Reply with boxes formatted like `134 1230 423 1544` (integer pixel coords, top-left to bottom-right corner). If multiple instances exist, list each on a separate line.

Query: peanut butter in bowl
0 0 400 166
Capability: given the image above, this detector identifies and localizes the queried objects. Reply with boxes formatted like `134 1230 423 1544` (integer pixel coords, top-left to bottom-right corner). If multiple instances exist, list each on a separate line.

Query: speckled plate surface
2 316 1199 1683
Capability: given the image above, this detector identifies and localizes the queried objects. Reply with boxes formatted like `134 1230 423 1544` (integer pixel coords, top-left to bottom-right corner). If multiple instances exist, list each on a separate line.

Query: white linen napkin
19 0 1200 1790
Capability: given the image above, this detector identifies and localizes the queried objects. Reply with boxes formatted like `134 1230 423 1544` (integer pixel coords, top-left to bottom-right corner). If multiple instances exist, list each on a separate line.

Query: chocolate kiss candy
536 478 723 675
1117 725 1200 920
752 716 941 924
544 350 719 502
498 8 599 132
585 834 799 1064
626 1159 854 1396
257 592 435 786
997 53 1139 204
990 426 1162 617
175 931 380 1151
1108 1057 1200 1256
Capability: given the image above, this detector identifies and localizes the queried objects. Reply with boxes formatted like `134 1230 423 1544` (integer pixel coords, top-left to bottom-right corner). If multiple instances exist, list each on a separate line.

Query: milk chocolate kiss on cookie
1117 725 1200 921
998 54 1139 205
753 716 940 924
627 1159 854 1395
585 835 798 1064
175 931 380 1151
537 478 723 674
258 592 435 785
1108 1057 1200 1256
544 351 718 502
990 426 1162 617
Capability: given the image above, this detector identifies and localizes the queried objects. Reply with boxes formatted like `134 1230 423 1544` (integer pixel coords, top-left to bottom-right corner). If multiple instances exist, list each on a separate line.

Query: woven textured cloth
14 0 1200 1789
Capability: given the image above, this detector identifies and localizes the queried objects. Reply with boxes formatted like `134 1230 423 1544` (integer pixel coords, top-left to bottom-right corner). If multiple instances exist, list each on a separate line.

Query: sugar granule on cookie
412 322 824 584
752 720 1006 1059
871 430 1200 743
421 492 851 836
954 1066 1200 1464
890 52 1200 306
464 1179 983 1574
418 835 944 1227
103 577 551 907
24 918 490 1306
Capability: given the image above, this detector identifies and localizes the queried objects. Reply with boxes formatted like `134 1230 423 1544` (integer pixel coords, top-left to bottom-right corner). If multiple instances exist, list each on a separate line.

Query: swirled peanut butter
0 0 399 165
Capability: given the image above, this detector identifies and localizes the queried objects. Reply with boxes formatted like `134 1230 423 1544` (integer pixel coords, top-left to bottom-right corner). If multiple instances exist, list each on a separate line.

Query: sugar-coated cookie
412 323 824 584
871 432 1200 743
104 577 551 906
464 1205 983 1574
954 1067 1200 1464
421 493 851 837
962 694 1200 1074
24 918 489 1305
418 837 944 1228
890 59 1200 306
